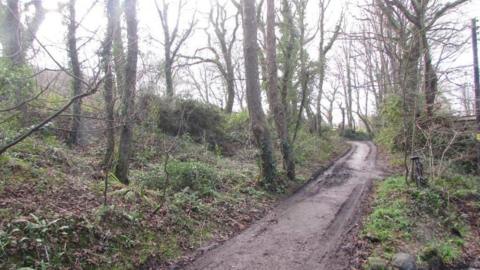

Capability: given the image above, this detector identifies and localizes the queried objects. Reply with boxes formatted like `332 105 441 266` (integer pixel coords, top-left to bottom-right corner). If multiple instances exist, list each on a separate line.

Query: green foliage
364 177 411 243
421 239 463 264
0 59 34 107
0 59 35 138
0 214 100 269
342 129 371 140
154 97 226 143
293 129 341 166
375 95 404 152
364 176 474 267
138 160 219 197
435 175 480 200
225 111 250 142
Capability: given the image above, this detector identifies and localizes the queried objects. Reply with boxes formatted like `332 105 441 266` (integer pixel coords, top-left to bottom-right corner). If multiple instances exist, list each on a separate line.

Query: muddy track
183 141 384 270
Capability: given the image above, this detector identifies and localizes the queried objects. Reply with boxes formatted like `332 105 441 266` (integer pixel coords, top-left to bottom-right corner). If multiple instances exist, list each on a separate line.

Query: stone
392 252 417 270
367 257 388 270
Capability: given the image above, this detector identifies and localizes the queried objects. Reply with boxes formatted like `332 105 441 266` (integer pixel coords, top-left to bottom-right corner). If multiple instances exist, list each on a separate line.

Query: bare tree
293 0 316 123
66 0 84 146
322 79 340 127
315 0 341 134
181 1 239 113
0 0 45 120
112 0 126 101
339 40 354 130
472 18 480 171
155 0 196 97
101 0 118 169
382 0 469 117
266 0 295 180
278 0 298 119
115 0 138 184
0 0 45 65
207 1 240 113
242 0 277 189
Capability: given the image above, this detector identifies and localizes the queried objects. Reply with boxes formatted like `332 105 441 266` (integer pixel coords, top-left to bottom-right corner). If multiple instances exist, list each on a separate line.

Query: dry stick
437 131 458 178
103 170 108 206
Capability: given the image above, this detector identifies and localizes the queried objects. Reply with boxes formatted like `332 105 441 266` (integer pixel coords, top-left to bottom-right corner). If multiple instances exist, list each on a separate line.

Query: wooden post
472 19 480 171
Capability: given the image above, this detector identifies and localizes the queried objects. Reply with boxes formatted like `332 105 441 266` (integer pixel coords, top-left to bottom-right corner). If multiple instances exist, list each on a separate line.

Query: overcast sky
36 0 346 67
31 0 480 118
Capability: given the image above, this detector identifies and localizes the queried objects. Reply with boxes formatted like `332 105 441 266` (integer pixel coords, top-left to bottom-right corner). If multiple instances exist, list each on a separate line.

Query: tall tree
156 0 196 97
66 0 84 146
101 0 118 168
241 0 277 189
112 0 126 101
0 0 45 65
382 0 469 117
278 0 298 119
115 0 138 184
266 0 295 180
208 2 239 113
0 0 45 120
322 79 340 127
293 0 316 134
182 1 239 113
315 0 341 134
472 19 480 171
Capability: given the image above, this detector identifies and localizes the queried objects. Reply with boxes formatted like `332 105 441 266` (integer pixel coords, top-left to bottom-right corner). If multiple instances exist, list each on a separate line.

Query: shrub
154 97 226 143
293 129 339 166
375 95 404 152
342 128 371 140
225 111 250 142
421 239 463 265
363 177 412 243
138 160 219 197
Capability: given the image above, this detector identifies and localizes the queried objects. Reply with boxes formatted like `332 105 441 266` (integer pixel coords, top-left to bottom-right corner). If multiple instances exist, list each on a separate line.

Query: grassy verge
362 175 480 269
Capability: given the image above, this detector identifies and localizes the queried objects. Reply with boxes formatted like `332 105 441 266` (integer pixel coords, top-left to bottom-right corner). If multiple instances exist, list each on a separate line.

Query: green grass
363 175 476 267
363 177 411 245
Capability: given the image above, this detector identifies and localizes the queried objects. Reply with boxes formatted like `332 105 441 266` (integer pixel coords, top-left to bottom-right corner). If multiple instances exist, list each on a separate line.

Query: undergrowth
363 176 479 268
0 117 347 269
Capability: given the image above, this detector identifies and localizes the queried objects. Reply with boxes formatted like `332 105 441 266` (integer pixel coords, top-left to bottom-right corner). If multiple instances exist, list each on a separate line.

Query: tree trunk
67 0 84 146
266 0 295 181
279 0 296 120
316 54 325 134
112 0 125 101
4 0 26 121
101 0 117 169
0 0 45 123
423 40 438 117
225 58 235 113
165 56 174 97
345 47 354 129
340 106 345 135
472 19 480 172
242 0 277 189
115 0 138 185
3 0 24 65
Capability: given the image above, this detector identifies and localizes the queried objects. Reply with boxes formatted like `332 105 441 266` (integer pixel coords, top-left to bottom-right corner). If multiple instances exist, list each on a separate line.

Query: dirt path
183 141 383 270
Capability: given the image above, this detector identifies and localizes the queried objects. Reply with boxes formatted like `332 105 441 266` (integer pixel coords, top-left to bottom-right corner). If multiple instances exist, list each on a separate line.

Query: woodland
0 0 479 269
